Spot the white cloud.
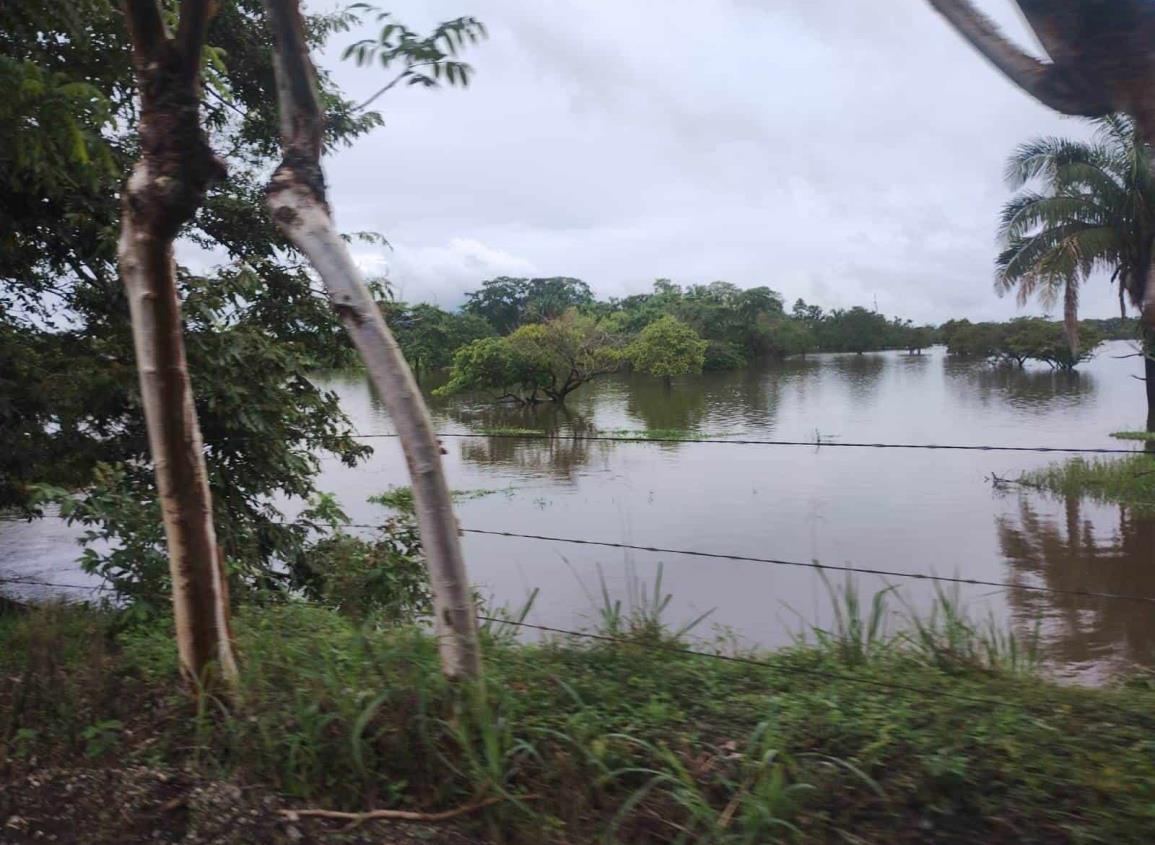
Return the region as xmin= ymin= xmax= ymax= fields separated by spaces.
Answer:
xmin=356 ymin=237 xmax=537 ymax=306
xmin=310 ymin=0 xmax=1126 ymax=323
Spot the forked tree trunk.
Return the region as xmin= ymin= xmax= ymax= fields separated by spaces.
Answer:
xmin=261 ymin=0 xmax=481 ymax=679
xmin=119 ymin=0 xmax=237 ymax=686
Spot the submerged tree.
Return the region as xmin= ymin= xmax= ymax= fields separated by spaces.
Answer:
xmin=627 ymin=315 xmax=707 ymax=388
xmin=439 ymin=311 xmax=622 ymax=404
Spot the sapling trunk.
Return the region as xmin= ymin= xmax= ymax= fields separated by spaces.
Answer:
xmin=261 ymin=0 xmax=481 ymax=679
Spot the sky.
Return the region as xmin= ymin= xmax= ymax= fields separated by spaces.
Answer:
xmin=303 ymin=0 xmax=1119 ymax=323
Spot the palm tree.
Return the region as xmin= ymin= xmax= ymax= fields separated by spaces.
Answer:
xmin=996 ymin=115 xmax=1155 ymax=356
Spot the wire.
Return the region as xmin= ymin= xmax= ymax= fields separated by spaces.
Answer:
xmin=353 ymin=430 xmax=1146 ymax=455
xmin=10 ymin=516 xmax=1153 ymax=605
xmin=460 ymin=527 xmax=1155 ymax=605
xmin=0 ymin=575 xmax=106 ymax=592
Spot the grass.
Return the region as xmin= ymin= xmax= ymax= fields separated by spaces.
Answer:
xmin=370 ymin=486 xmax=502 ymax=513
xmin=1018 ymin=452 xmax=1155 ymax=511
xmin=596 ymin=428 xmax=727 ymax=441
xmin=4 ymin=583 xmax=1155 ymax=843
xmin=1110 ymin=430 xmax=1155 ymax=442
xmin=476 ymin=427 xmax=545 ymax=437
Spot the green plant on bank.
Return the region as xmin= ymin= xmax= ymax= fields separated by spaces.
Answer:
xmin=4 ymin=581 xmax=1155 ymax=843
xmin=477 ymin=427 xmax=546 ymax=436
xmin=1019 ymin=453 xmax=1155 ymax=512
xmin=597 ymin=428 xmax=728 ymax=441
xmin=1111 ymin=430 xmax=1155 ymax=441
xmin=369 ymin=486 xmax=500 ymax=514
xmin=593 ymin=563 xmax=714 ymax=646
xmin=806 ymin=572 xmax=896 ymax=666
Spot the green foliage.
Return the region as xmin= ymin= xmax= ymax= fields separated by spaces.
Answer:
xmin=997 ymin=116 xmax=1155 ymax=344
xmin=626 ymin=315 xmax=707 ymax=383
xmin=1020 ymin=454 xmax=1155 ymax=512
xmin=5 ymin=602 xmax=1155 ymax=843
xmin=439 ymin=311 xmax=622 ymax=403
xmin=383 ymin=300 xmax=494 ymax=379
xmin=1111 ymin=431 xmax=1155 ymax=442
xmin=464 ymin=276 xmax=595 ymax=334
xmin=0 ymin=1 xmax=487 ymax=603
xmin=306 ymin=521 xmax=432 ymax=622
xmin=999 ymin=318 xmax=1105 ymax=370
xmin=342 ymin=5 xmax=486 ymax=99
xmin=941 ymin=317 xmax=1105 ymax=370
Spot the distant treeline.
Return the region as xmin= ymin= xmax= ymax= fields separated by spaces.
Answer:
xmin=323 ymin=277 xmax=1136 ymax=376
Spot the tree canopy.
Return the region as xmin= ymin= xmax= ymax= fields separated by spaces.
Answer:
xmin=627 ymin=316 xmax=707 ymax=385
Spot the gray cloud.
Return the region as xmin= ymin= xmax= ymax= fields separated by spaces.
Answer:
xmin=314 ymin=0 xmax=1121 ymax=322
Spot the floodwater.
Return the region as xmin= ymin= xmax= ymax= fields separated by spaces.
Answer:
xmin=4 ymin=342 xmax=1154 ymax=680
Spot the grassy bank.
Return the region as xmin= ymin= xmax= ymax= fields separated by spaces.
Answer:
xmin=1019 ymin=452 xmax=1155 ymax=511
xmin=3 ymin=598 xmax=1155 ymax=843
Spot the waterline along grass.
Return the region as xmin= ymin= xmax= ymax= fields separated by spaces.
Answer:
xmin=1109 ymin=430 xmax=1155 ymax=442
xmin=3 ymin=584 xmax=1155 ymax=842
xmin=1018 ymin=453 xmax=1155 ymax=511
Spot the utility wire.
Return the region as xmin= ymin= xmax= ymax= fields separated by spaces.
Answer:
xmin=0 ymin=575 xmax=106 ymax=592
xmin=8 ymin=517 xmax=1155 ymax=605
xmin=461 ymin=527 xmax=1155 ymax=605
xmin=352 ymin=430 xmax=1146 ymax=455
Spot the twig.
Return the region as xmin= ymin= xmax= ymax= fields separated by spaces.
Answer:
xmin=277 ymin=794 xmax=533 ymax=826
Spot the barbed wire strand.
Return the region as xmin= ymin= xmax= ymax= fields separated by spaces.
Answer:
xmin=6 ymin=517 xmax=1155 ymax=605
xmin=350 ymin=430 xmax=1146 ymax=455
xmin=463 ymin=525 xmax=1155 ymax=605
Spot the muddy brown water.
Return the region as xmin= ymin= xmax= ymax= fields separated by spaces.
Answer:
xmin=4 ymin=342 xmax=1153 ymax=681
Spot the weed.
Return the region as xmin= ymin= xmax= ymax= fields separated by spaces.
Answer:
xmin=808 ymin=572 xmax=895 ymax=665
xmin=1110 ymin=430 xmax=1155 ymax=442
xmin=1019 ymin=454 xmax=1155 ymax=511
xmin=593 ymin=563 xmax=713 ymax=645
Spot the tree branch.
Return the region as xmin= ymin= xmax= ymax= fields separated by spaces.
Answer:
xmin=123 ymin=0 xmax=169 ymax=67
xmin=176 ymin=0 xmax=215 ymax=79
xmin=354 ymin=62 xmax=436 ymax=112
xmin=263 ymin=0 xmax=323 ymax=161
xmin=925 ymin=0 xmax=1111 ymax=117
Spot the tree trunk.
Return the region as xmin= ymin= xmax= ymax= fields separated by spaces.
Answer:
xmin=1145 ymin=327 xmax=1155 ymax=451
xmin=1063 ymin=279 xmax=1079 ymax=357
xmin=261 ymin=0 xmax=480 ymax=680
xmin=119 ymin=0 xmax=237 ymax=686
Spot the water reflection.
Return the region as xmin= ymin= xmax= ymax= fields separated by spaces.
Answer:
xmin=945 ymin=361 xmax=1096 ymax=413
xmin=826 ymin=353 xmax=886 ymax=406
xmin=997 ymin=493 xmax=1155 ymax=673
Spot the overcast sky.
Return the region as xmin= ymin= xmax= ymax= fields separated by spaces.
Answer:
xmin=306 ymin=0 xmax=1117 ymax=323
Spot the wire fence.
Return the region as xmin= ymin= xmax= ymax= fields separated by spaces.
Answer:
xmin=353 ymin=430 xmax=1147 ymax=455
xmin=5 ymin=517 xmax=1155 ymax=605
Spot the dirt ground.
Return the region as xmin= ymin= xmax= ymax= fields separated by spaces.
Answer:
xmin=0 ymin=766 xmax=478 ymax=845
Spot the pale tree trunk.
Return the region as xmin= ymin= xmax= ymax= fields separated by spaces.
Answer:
xmin=119 ymin=0 xmax=237 ymax=686
xmin=261 ymin=0 xmax=481 ymax=680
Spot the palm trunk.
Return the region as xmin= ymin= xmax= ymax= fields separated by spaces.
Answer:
xmin=119 ymin=0 xmax=237 ymax=686
xmin=1062 ymin=279 xmax=1079 ymax=357
xmin=262 ymin=0 xmax=480 ymax=680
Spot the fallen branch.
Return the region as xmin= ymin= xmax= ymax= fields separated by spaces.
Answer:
xmin=277 ymin=794 xmax=534 ymax=826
